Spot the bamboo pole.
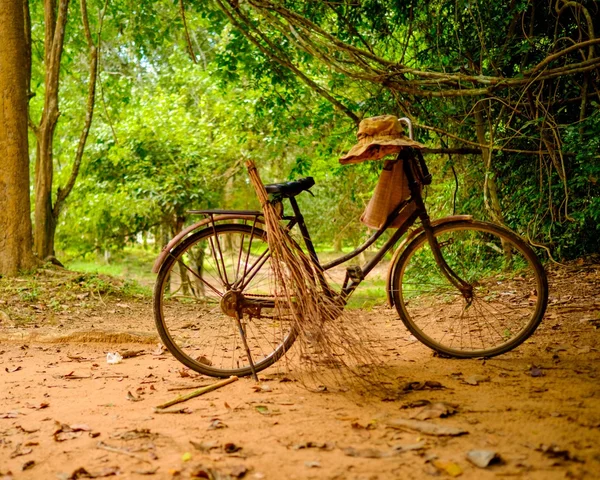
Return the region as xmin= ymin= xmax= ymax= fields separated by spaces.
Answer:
xmin=155 ymin=376 xmax=238 ymax=409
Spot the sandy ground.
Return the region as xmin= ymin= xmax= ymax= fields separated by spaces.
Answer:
xmin=0 ymin=261 xmax=599 ymax=480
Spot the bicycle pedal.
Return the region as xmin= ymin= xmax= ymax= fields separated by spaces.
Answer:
xmin=346 ymin=266 xmax=364 ymax=283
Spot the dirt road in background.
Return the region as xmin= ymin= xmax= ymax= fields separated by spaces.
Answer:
xmin=1 ymin=262 xmax=599 ymax=479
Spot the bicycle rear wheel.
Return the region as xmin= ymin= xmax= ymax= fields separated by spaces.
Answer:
xmin=391 ymin=220 xmax=548 ymax=357
xmin=153 ymin=223 xmax=296 ymax=377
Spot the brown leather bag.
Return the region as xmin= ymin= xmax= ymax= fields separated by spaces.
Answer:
xmin=360 ymin=159 xmax=416 ymax=229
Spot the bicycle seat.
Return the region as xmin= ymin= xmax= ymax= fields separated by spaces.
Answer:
xmin=265 ymin=177 xmax=315 ymax=198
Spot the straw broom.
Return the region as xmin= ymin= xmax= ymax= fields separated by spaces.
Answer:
xmin=246 ymin=160 xmax=328 ymax=325
xmin=246 ymin=160 xmax=385 ymax=387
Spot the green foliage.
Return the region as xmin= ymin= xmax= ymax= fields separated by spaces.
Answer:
xmin=23 ymin=0 xmax=597 ymax=264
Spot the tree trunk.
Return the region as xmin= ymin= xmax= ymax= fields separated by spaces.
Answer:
xmin=474 ymin=103 xmax=505 ymax=225
xmin=34 ymin=129 xmax=58 ymax=259
xmin=0 ymin=0 xmax=36 ymax=275
xmin=333 ymin=236 xmax=342 ymax=253
xmin=33 ymin=0 xmax=69 ymax=260
xmin=474 ymin=103 xmax=512 ymax=264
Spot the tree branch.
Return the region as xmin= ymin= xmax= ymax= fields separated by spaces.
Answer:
xmin=179 ymin=0 xmax=197 ymax=64
xmin=215 ymin=0 xmax=359 ymax=123
xmin=54 ymin=0 xmax=108 ymax=215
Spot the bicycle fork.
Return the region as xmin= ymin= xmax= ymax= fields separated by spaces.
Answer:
xmin=422 ymin=218 xmax=474 ymax=302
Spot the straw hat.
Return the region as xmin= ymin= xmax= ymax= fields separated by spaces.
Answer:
xmin=339 ymin=115 xmax=425 ymax=164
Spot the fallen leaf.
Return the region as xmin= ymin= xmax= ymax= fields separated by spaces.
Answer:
xmin=466 ymin=450 xmax=502 ymax=468
xmin=10 ymin=444 xmax=33 ymax=459
xmin=463 ymin=375 xmax=490 ymax=386
xmin=189 ymin=465 xmax=213 ymax=479
xmin=529 ymin=366 xmax=545 ymax=377
xmin=190 ymin=440 xmax=219 ymax=452
xmin=292 ymin=441 xmax=335 ymax=451
xmin=5 ymin=367 xmax=22 ymax=373
xmin=224 ymin=443 xmax=242 ymax=454
xmin=119 ymin=349 xmax=145 ymax=359
xmin=403 ymin=380 xmax=444 ymax=391
xmin=132 ymin=467 xmax=159 ymax=476
xmin=17 ymin=425 xmax=38 ymax=434
xmin=252 ymin=385 xmax=272 ymax=393
xmin=393 ymin=440 xmax=427 ymax=453
xmin=54 ymin=431 xmax=82 ymax=442
xmin=387 ymin=418 xmax=468 ymax=436
xmin=109 ymin=428 xmax=153 ymax=441
xmin=410 ymin=402 xmax=457 ymax=420
xmin=229 ymin=465 xmax=248 ymax=478
xmin=56 ymin=372 xmax=91 ymax=380
xmin=400 ymin=399 xmax=431 ymax=409
xmin=343 ymin=447 xmax=389 ymax=458
xmin=69 ymin=424 xmax=91 ymax=432
xmin=196 ymin=356 xmax=212 ymax=366
xmin=536 ymin=444 xmax=582 ymax=462
xmin=182 ymin=452 xmax=192 ymax=462
xmin=351 ymin=420 xmax=377 ymax=430
xmin=432 ymin=460 xmax=463 ymax=477
xmin=22 ymin=460 xmax=35 ymax=471
xmin=127 ymin=391 xmax=143 ymax=402
xmin=0 ymin=411 xmax=21 ymax=419
xmin=67 ymin=466 xmax=121 ymax=479
xmin=255 ymin=405 xmax=270 ymax=415
xmin=178 ymin=369 xmax=191 ymax=378
xmin=153 ymin=407 xmax=193 ymax=414
xmin=152 ymin=344 xmax=165 ymax=356
xmin=53 ymin=423 xmax=91 ymax=442
xmin=208 ymin=419 xmax=227 ymax=430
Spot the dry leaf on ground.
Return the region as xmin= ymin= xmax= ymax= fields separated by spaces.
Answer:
xmin=387 ymin=418 xmax=468 ymax=436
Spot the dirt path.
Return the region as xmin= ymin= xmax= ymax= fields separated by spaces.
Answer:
xmin=1 ymin=263 xmax=599 ymax=479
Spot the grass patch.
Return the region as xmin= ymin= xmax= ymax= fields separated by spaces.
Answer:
xmin=66 ymin=246 xmax=157 ymax=289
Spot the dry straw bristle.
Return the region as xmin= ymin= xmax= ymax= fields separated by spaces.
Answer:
xmin=246 ymin=160 xmax=387 ymax=390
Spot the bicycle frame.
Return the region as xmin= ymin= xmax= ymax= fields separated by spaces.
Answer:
xmin=153 ymin=148 xmax=472 ymax=306
xmin=279 ymin=148 xmax=470 ymax=303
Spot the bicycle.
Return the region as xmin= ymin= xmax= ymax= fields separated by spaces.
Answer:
xmin=152 ymin=119 xmax=548 ymax=378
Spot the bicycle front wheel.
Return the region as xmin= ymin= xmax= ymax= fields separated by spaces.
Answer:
xmin=153 ymin=223 xmax=296 ymax=377
xmin=391 ymin=220 xmax=548 ymax=358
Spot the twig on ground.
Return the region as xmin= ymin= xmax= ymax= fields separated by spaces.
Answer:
xmin=166 ymin=383 xmax=214 ymax=392
xmin=96 ymin=441 xmax=152 ymax=463
xmin=155 ymin=376 xmax=238 ymax=410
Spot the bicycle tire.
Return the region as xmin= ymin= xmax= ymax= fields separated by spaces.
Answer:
xmin=153 ymin=223 xmax=297 ymax=377
xmin=391 ymin=220 xmax=548 ymax=358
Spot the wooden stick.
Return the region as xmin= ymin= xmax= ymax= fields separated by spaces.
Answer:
xmin=155 ymin=376 xmax=238 ymax=409
xmin=96 ymin=441 xmax=152 ymax=463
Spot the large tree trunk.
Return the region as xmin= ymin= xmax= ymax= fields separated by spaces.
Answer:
xmin=0 ymin=0 xmax=36 ymax=275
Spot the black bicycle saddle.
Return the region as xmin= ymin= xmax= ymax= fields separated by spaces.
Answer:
xmin=264 ymin=177 xmax=315 ymax=198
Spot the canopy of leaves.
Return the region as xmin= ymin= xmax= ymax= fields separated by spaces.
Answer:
xmin=28 ymin=0 xmax=598 ymax=261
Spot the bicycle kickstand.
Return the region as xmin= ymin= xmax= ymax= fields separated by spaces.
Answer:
xmin=234 ymin=309 xmax=259 ymax=382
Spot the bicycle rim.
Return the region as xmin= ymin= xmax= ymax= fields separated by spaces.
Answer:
xmin=153 ymin=224 xmax=296 ymax=377
xmin=393 ymin=220 xmax=547 ymax=357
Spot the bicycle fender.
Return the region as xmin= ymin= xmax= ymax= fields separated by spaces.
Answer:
xmin=152 ymin=214 xmax=265 ymax=273
xmin=385 ymin=215 xmax=473 ymax=307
